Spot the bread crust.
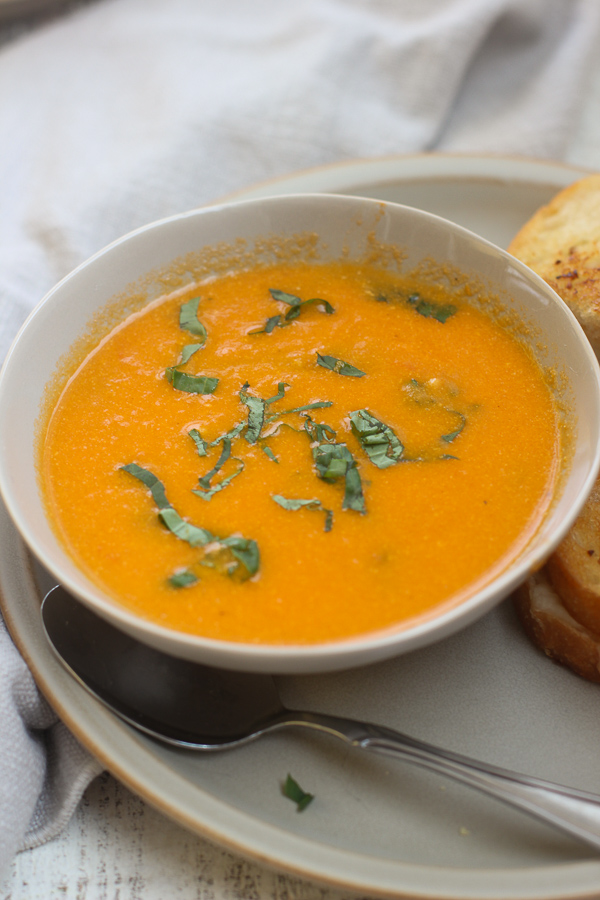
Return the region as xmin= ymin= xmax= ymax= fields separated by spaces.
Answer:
xmin=515 ymin=474 xmax=600 ymax=682
xmin=507 ymin=174 xmax=600 ymax=355
xmin=515 ymin=572 xmax=600 ymax=683
xmin=545 ymin=476 xmax=600 ymax=635
xmin=509 ymin=174 xmax=600 ymax=681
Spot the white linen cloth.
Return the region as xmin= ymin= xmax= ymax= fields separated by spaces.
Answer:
xmin=1 ymin=0 xmax=599 ymax=881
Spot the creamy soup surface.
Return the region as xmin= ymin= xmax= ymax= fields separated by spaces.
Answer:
xmin=41 ymin=260 xmax=562 ymax=644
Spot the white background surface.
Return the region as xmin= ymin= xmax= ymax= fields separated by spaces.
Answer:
xmin=2 ymin=4 xmax=600 ymax=899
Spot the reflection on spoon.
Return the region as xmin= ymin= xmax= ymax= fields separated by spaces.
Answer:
xmin=42 ymin=584 xmax=600 ymax=851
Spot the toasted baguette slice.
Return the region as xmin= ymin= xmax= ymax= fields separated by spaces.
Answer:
xmin=515 ymin=571 xmax=600 ymax=683
xmin=507 ymin=174 xmax=600 ymax=355
xmin=545 ymin=475 xmax=600 ymax=636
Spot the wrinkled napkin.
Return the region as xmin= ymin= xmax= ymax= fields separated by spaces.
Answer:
xmin=1 ymin=0 xmax=600 ymax=881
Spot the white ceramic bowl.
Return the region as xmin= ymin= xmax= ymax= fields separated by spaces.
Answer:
xmin=1 ymin=193 xmax=599 ymax=673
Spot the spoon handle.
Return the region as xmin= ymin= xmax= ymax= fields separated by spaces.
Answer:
xmin=280 ymin=710 xmax=600 ymax=850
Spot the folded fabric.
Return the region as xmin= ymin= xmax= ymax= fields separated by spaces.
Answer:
xmin=0 ymin=616 xmax=102 ymax=879
xmin=1 ymin=0 xmax=599 ymax=883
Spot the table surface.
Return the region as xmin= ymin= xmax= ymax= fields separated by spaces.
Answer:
xmin=3 ymin=9 xmax=600 ymax=900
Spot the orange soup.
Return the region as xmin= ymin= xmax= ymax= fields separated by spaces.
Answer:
xmin=40 ymin=260 xmax=562 ymax=644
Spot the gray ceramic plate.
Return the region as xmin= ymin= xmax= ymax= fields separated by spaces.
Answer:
xmin=4 ymin=154 xmax=600 ymax=900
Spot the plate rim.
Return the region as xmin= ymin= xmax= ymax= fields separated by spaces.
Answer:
xmin=4 ymin=152 xmax=600 ymax=900
xmin=220 ymin=151 xmax=594 ymax=206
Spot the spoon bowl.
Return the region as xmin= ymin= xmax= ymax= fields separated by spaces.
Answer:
xmin=41 ymin=584 xmax=600 ymax=850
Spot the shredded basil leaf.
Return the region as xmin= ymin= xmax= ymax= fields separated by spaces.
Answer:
xmin=266 ymin=382 xmax=289 ymax=404
xmin=179 ymin=296 xmax=208 ymax=342
xmin=219 ymin=536 xmax=260 ymax=577
xmin=270 ymin=290 xmax=335 ymax=315
xmin=250 ymin=289 xmax=335 ymax=334
xmin=191 ymin=438 xmax=245 ymax=500
xmin=349 ymin=409 xmax=404 ymax=468
xmin=316 ymin=353 xmax=366 ymax=377
xmin=282 ymin=774 xmax=314 ymax=812
xmin=166 ymin=369 xmax=219 ymax=394
xmin=272 ymin=494 xmax=333 ymax=532
xmin=240 ymin=384 xmax=266 ymax=444
xmin=283 ymin=296 xmax=335 ymax=320
xmin=197 ymin=438 xmax=231 ymax=489
xmin=240 ymin=382 xmax=306 ymax=442
xmin=121 ymin=464 xmax=258 ymax=578
xmin=269 ymin=289 xmax=301 ymax=306
xmin=441 ymin=412 xmax=466 ymax=443
xmin=312 ymin=443 xmax=365 ymax=513
xmin=121 ymin=463 xmax=171 ymax=509
xmin=248 ymin=315 xmax=282 ymax=335
xmin=157 ymin=506 xmax=215 ymax=546
xmin=211 ymin=421 xmax=246 ymax=446
xmin=261 ymin=445 xmax=278 ymax=463
xmin=192 ymin=462 xmax=244 ymax=500
xmin=179 ymin=343 xmax=203 ymax=365
xmin=302 ymin=415 xmax=336 ymax=444
xmin=407 ymin=293 xmax=457 ymax=323
xmin=189 ymin=428 xmax=208 ymax=457
xmin=168 ymin=569 xmax=198 ymax=588
xmin=267 ymin=400 xmax=333 ymax=424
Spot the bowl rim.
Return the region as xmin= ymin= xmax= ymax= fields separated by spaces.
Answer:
xmin=2 ymin=191 xmax=600 ymax=672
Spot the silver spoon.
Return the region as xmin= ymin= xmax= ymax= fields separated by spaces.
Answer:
xmin=42 ymin=584 xmax=600 ymax=851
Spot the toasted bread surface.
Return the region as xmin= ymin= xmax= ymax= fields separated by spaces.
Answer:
xmin=507 ymin=174 xmax=600 ymax=355
xmin=545 ymin=475 xmax=600 ymax=636
xmin=515 ymin=572 xmax=600 ymax=683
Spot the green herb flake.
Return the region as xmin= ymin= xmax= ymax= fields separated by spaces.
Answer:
xmin=191 ymin=437 xmax=245 ymax=501
xmin=272 ymin=494 xmax=333 ymax=532
xmin=282 ymin=774 xmax=314 ymax=812
xmin=168 ymin=569 xmax=198 ymax=588
xmin=166 ymin=369 xmax=219 ymax=394
xmin=407 ymin=293 xmax=457 ymax=323
xmin=316 ymin=353 xmax=366 ymax=378
xmin=197 ymin=438 xmax=232 ymax=489
xmin=265 ymin=382 xmax=289 ymax=405
xmin=192 ymin=463 xmax=244 ymax=500
xmin=267 ymin=400 xmax=333 ymax=425
xmin=441 ymin=412 xmax=467 ymax=443
xmin=312 ymin=443 xmax=365 ymax=514
xmin=240 ymin=384 xmax=266 ymax=444
xmin=303 ymin=415 xmax=336 ymax=444
xmin=122 ymin=464 xmax=214 ymax=545
xmin=189 ymin=428 xmax=208 ymax=457
xmin=269 ymin=289 xmax=302 ymax=306
xmin=180 ymin=343 xmax=203 ymax=365
xmin=179 ymin=296 xmax=208 ymax=342
xmin=220 ymin=536 xmax=260 ymax=577
xmin=285 ymin=296 xmax=335 ymax=319
xmin=251 ymin=290 xmax=335 ymax=335
xmin=158 ymin=507 xmax=215 ymax=546
xmin=261 ymin=445 xmax=278 ymax=463
xmin=349 ymin=409 xmax=404 ymax=469
xmin=122 ymin=463 xmax=259 ymax=580
xmin=211 ymin=421 xmax=246 ymax=446
xmin=249 ymin=315 xmax=282 ymax=335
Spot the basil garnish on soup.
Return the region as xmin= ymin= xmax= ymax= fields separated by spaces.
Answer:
xmin=250 ymin=288 xmax=335 ymax=334
xmin=165 ymin=370 xmax=219 ymax=394
xmin=349 ymin=409 xmax=404 ymax=468
xmin=163 ymin=297 xmax=215 ymax=392
xmin=272 ymin=494 xmax=333 ymax=532
xmin=312 ymin=442 xmax=365 ymax=514
xmin=41 ymin=253 xmax=561 ymax=651
xmin=316 ymin=353 xmax=366 ymax=377
xmin=121 ymin=463 xmax=259 ymax=579
xmin=179 ymin=296 xmax=208 ymax=342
